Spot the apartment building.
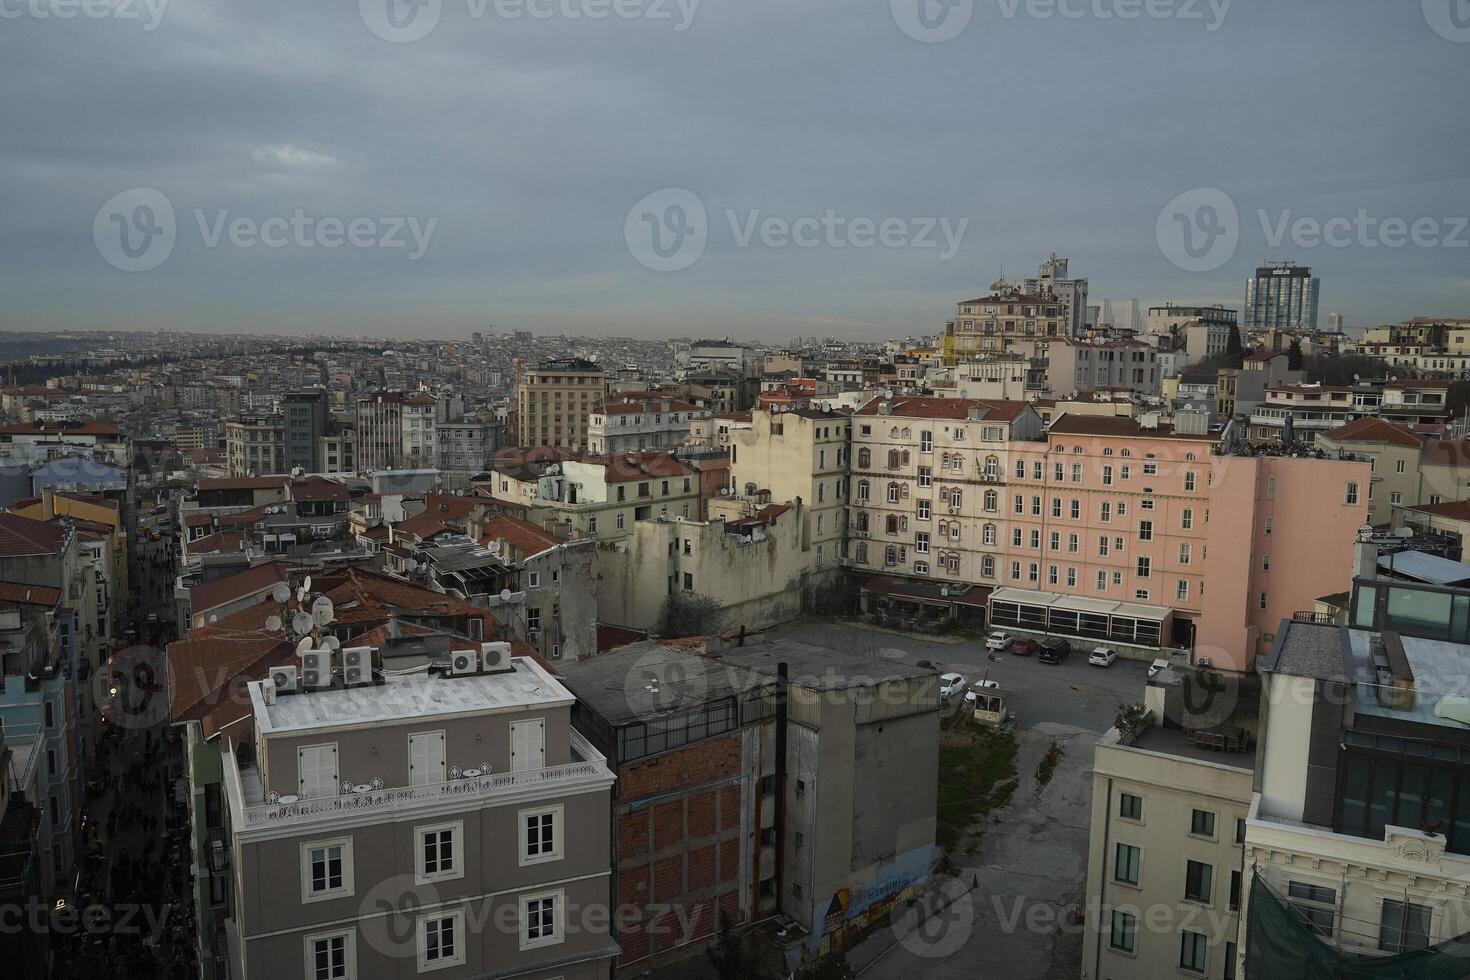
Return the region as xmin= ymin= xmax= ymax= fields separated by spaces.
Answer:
xmin=283 ymin=391 xmax=329 ymax=473
xmin=559 ymin=634 xmax=939 ymax=971
xmin=726 ymin=408 xmax=850 ymax=571
xmin=942 ymin=289 xmax=1068 ymax=363
xmin=0 ymin=420 xmax=128 ymax=464
xmin=436 ymin=415 xmax=502 ymax=473
xmin=517 ymin=359 xmax=606 ymax=450
xmin=1018 ymin=251 xmax=1088 ymax=337
xmin=225 ymin=417 xmax=286 ymax=477
xmin=587 ymin=394 xmax=707 ymax=455
xmin=1045 ymin=338 xmax=1160 ymax=397
xmin=1318 ymin=417 xmax=1426 ymax=524
xmin=1378 ymin=379 xmax=1451 ymax=429
xmin=846 ymin=397 xmax=1045 ymax=589
xmin=219 ymin=651 xmax=618 ymax=980
xmin=1241 ymin=575 xmax=1470 ymax=973
xmin=355 ymin=391 xmax=438 ymax=470
xmin=988 ymin=414 xmax=1370 ymax=669
xmin=1083 ymin=678 xmax=1254 ymax=980
xmin=487 ymin=451 xmax=700 ymax=542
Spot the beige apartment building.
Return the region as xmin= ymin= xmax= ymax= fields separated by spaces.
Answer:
xmin=1318 ymin=417 xmax=1425 ymax=524
xmin=942 ymin=288 xmax=1068 ymax=363
xmin=727 ymin=408 xmax=851 ymax=570
xmin=1083 ymin=693 xmax=1253 ymax=980
xmin=486 ymin=451 xmax=700 ymax=542
xmin=517 ymin=358 xmax=605 ymax=450
xmin=846 ymin=397 xmax=1045 ymax=586
xmin=220 ymin=650 xmax=618 ymax=980
xmin=226 ymin=417 xmax=286 ymax=477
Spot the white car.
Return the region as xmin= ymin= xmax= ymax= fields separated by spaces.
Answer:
xmin=1147 ymin=658 xmax=1172 ymax=678
xmin=939 ymin=672 xmax=967 ymax=699
xmin=1088 ymin=647 xmax=1118 ymax=667
xmin=984 ymin=631 xmax=1014 ymax=651
xmin=964 ymin=679 xmax=1000 ymax=703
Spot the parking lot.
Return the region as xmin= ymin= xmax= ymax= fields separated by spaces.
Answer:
xmin=767 ymin=620 xmax=1150 ymax=733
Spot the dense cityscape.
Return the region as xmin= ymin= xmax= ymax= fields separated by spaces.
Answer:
xmin=2 ymin=251 xmax=1470 ymax=979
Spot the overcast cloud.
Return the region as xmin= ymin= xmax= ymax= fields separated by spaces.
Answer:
xmin=1 ymin=0 xmax=1467 ymax=339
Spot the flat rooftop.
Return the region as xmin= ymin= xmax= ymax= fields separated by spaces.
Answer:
xmin=1349 ymin=628 xmax=1470 ymax=732
xmin=558 ymin=635 xmax=936 ymax=727
xmin=252 ymin=657 xmax=573 ymax=736
xmin=1263 ymin=620 xmax=1349 ymax=682
xmin=1129 ymin=724 xmax=1257 ymax=771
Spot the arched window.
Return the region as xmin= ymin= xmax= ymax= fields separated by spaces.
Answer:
xmin=888 ymin=449 xmax=901 ymax=469
xmin=886 ymin=514 xmax=899 ymax=534
xmin=858 ymin=447 xmax=871 ymax=469
xmin=984 ymin=456 xmax=1001 ymax=480
xmin=1103 ymin=448 xmax=1113 ymax=456
xmin=984 ymin=489 xmax=998 ymax=512
xmin=884 ymin=546 xmax=897 ymax=566
xmin=887 ymin=482 xmax=900 ymax=503
xmin=983 ymin=524 xmax=996 ymax=546
xmin=857 ymin=512 xmax=869 ymax=532
xmin=856 ymin=479 xmax=870 ymax=502
xmin=938 ymin=520 xmax=949 ymax=537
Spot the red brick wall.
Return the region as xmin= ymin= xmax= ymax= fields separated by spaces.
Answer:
xmin=615 ymin=731 xmax=746 ymax=969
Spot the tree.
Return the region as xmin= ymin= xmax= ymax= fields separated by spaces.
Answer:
xmin=1286 ymin=338 xmax=1304 ymax=371
xmin=707 ymin=911 xmax=761 ymax=980
xmin=1223 ymin=324 xmax=1245 ymax=369
xmin=657 ymin=591 xmax=724 ymax=638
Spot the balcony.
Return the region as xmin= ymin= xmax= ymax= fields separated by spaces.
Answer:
xmin=223 ymin=730 xmax=613 ymax=834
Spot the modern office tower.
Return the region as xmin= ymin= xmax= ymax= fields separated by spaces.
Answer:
xmin=283 ymin=391 xmax=328 ymax=473
xmin=1020 ymin=252 xmax=1089 ymax=337
xmin=1244 ymin=261 xmax=1321 ymax=330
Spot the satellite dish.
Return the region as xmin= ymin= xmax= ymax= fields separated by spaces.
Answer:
xmin=405 ymin=559 xmax=418 ymax=573
xmin=271 ymin=583 xmax=291 ymax=604
xmin=323 ymin=635 xmax=341 ymax=651
xmin=302 ymin=575 xmax=312 ymax=594
xmin=292 ymin=612 xmax=315 ymax=636
xmin=206 ymin=614 xmax=218 ymax=624
xmin=265 ymin=615 xmax=283 ymax=633
xmin=296 ymin=636 xmax=314 ymax=655
xmin=500 ymin=588 xmax=512 ymax=602
xmin=311 ymin=596 xmax=335 ymax=627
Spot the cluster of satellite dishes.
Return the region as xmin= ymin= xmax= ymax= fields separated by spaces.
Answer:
xmin=262 ymin=577 xmax=341 ymax=654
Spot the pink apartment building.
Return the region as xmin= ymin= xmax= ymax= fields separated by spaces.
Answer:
xmin=988 ymin=414 xmax=1371 ymax=672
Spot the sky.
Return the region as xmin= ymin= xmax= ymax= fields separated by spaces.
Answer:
xmin=1 ymin=0 xmax=1468 ymax=341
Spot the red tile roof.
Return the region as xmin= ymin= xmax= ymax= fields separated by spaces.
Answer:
xmin=479 ymin=514 xmax=563 ymax=557
xmin=0 ymin=513 xmax=68 ymax=557
xmin=0 ymin=581 xmax=61 ymax=606
xmin=188 ymin=561 xmax=288 ymax=615
xmin=1405 ymin=500 xmax=1470 ymax=521
xmin=290 ymin=476 xmax=350 ymax=503
xmin=187 ymin=531 xmax=246 ymax=555
xmin=856 ymin=397 xmax=1029 ymax=422
xmin=1047 ymin=414 xmax=1214 ymax=441
xmin=1322 ymin=417 xmax=1422 ymax=449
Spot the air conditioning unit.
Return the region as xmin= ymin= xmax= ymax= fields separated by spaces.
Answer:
xmin=949 ymin=506 xmax=960 ymax=514
xmin=1196 ymin=656 xmax=1212 ymax=668
xmin=480 ymin=641 xmax=513 ymax=672
xmin=300 ymin=650 xmax=331 ymax=690
xmin=269 ymin=665 xmax=299 ymax=696
xmin=449 ymin=648 xmax=480 ymax=676
xmin=341 ymin=647 xmax=371 ymax=687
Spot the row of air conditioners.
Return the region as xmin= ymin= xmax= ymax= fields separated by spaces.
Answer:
xmin=447 ymin=642 xmax=515 ymax=678
xmin=264 ymin=647 xmax=374 ymax=700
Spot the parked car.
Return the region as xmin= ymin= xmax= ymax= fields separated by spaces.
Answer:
xmin=1088 ymin=647 xmax=1118 ymax=668
xmin=1038 ymin=638 xmax=1071 ymax=664
xmin=984 ymin=631 xmax=1014 ymax=651
xmin=1147 ymin=658 xmax=1172 ymax=679
xmin=964 ymin=679 xmax=1000 ymax=703
xmin=1010 ymin=637 xmax=1038 ymax=656
xmin=939 ymin=672 xmax=967 ymax=699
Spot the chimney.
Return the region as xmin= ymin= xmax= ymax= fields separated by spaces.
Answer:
xmin=41 ymin=486 xmax=55 ymax=520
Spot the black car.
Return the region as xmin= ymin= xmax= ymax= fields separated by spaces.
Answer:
xmin=1038 ymin=638 xmax=1071 ymax=664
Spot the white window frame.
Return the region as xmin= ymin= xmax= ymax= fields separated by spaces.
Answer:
xmin=519 ymin=804 xmax=565 ymax=867
xmin=300 ymin=837 xmax=354 ymax=903
xmin=415 ymin=819 xmax=464 ymax=885
xmin=417 ymin=909 xmax=467 ymax=971
xmin=519 ymin=888 xmax=566 ymax=951
xmin=304 ymin=929 xmax=356 ymax=980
